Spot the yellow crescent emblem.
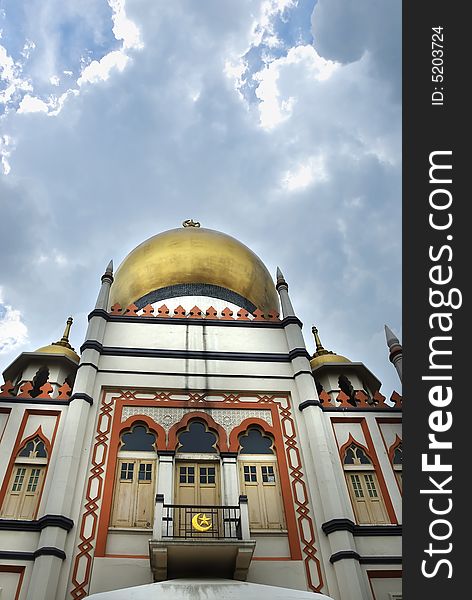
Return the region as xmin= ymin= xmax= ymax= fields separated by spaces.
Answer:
xmin=191 ymin=512 xmax=212 ymax=532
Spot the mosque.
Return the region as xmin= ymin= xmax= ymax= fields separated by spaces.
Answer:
xmin=0 ymin=221 xmax=402 ymax=600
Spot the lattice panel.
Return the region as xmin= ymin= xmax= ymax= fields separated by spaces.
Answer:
xmin=121 ymin=406 xmax=273 ymax=433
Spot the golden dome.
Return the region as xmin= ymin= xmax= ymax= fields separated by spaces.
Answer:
xmin=35 ymin=317 xmax=79 ymax=363
xmin=309 ymin=326 xmax=350 ymax=370
xmin=310 ymin=353 xmax=350 ymax=370
xmin=109 ymin=226 xmax=280 ymax=314
xmin=36 ymin=344 xmax=80 ymax=363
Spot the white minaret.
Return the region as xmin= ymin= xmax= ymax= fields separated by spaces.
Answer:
xmin=385 ymin=324 xmax=402 ymax=382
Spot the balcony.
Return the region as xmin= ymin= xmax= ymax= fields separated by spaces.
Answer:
xmin=149 ymin=495 xmax=256 ymax=581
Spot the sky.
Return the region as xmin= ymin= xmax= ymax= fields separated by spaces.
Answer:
xmin=0 ymin=0 xmax=402 ymax=396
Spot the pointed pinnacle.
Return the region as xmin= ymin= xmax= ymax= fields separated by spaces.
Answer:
xmin=52 ymin=317 xmax=75 ymax=350
xmin=101 ymin=259 xmax=114 ymax=283
xmin=312 ymin=325 xmax=325 ymax=352
xmin=384 ymin=324 xmax=400 ymax=347
xmin=276 ymin=267 xmax=286 ymax=284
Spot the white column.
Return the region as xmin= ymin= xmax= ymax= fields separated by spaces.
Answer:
xmin=221 ymin=453 xmax=239 ymax=505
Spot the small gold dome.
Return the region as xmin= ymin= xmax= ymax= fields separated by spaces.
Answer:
xmin=36 ymin=344 xmax=80 ymax=363
xmin=309 ymin=325 xmax=350 ymax=370
xmin=310 ymin=353 xmax=351 ymax=370
xmin=109 ymin=226 xmax=279 ymax=314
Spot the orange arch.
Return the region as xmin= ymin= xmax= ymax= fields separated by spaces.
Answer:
xmin=118 ymin=416 xmax=167 ymax=452
xmin=388 ymin=434 xmax=402 ymax=463
xmin=339 ymin=433 xmax=373 ymax=464
xmin=228 ymin=418 xmax=276 ymax=452
xmin=15 ymin=426 xmax=52 ymax=458
xmin=168 ymin=412 xmax=228 ymax=452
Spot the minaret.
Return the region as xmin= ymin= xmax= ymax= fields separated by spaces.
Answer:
xmin=385 ymin=324 xmax=402 ymax=382
xmin=275 ymin=269 xmax=370 ymax=600
xmin=25 ymin=260 xmax=114 ymax=600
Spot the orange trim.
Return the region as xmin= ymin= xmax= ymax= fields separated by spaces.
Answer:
xmin=361 ymin=420 xmax=398 ymax=524
xmin=331 ymin=417 xmax=398 ymax=525
xmin=0 ymin=410 xmax=61 ymax=517
xmin=0 ymin=565 xmax=26 ymax=600
xmin=0 ymin=407 xmax=11 ymax=443
xmin=168 ymin=411 xmax=229 ymax=452
xmin=104 ymin=554 xmax=149 ymax=559
xmin=252 ymin=556 xmax=293 ymax=561
xmin=367 ymin=569 xmax=402 ymax=600
xmin=376 ymin=418 xmax=402 ymax=495
xmin=74 ymin=389 xmax=324 ymax=595
xmin=388 ymin=435 xmax=402 ymax=464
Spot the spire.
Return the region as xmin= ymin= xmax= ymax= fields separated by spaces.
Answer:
xmin=52 ymin=317 xmax=75 ymax=351
xmin=101 ymin=259 xmax=114 ymax=283
xmin=276 ymin=267 xmax=286 ymax=287
xmin=384 ymin=324 xmax=399 ymax=347
xmin=384 ymin=324 xmax=402 ymax=382
xmin=275 ymin=266 xmax=296 ymax=317
xmin=95 ymin=259 xmax=114 ymax=309
xmin=311 ymin=325 xmax=334 ymax=358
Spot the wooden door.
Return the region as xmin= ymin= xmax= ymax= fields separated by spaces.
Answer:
xmin=346 ymin=471 xmax=389 ymax=524
xmin=111 ymin=459 xmax=156 ymax=528
xmin=239 ymin=460 xmax=286 ymax=531
xmin=1 ymin=465 xmax=45 ymax=520
xmin=174 ymin=462 xmax=220 ymax=536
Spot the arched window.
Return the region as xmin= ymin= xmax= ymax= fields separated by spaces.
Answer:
xmin=110 ymin=423 xmax=157 ymax=529
xmin=177 ymin=421 xmax=218 ymax=453
xmin=391 ymin=439 xmax=402 ymax=490
xmin=0 ymin=436 xmax=48 ymax=520
xmin=342 ymin=442 xmax=389 ymax=524
xmin=238 ymin=428 xmax=286 ymax=531
xmin=174 ymin=421 xmax=220 ymax=507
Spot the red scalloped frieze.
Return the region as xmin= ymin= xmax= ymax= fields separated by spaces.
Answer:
xmin=18 ymin=381 xmax=33 ymax=398
xmin=157 ymin=304 xmax=170 ymax=317
xmin=205 ymin=306 xmax=218 ymax=319
xmin=124 ymin=303 xmax=139 ymax=316
xmin=173 ymin=305 xmax=186 ymax=318
xmin=141 ymin=304 xmax=155 ymax=317
xmin=189 ymin=306 xmax=202 ymax=318
xmin=110 ymin=303 xmax=122 ymax=315
xmin=57 ymin=382 xmax=72 ymax=399
xmin=252 ymin=309 xmax=265 ymax=321
xmin=0 ymin=380 xmax=14 ymax=397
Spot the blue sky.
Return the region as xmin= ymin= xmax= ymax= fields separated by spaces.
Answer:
xmin=0 ymin=0 xmax=402 ymax=395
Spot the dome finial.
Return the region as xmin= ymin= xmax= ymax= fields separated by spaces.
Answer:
xmin=182 ymin=219 xmax=201 ymax=228
xmin=311 ymin=325 xmax=333 ymax=358
xmin=52 ymin=317 xmax=75 ymax=351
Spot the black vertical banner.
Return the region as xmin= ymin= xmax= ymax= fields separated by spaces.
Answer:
xmin=404 ymin=2 xmax=467 ymax=598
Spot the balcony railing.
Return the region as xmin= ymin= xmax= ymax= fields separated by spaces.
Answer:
xmin=149 ymin=495 xmax=255 ymax=581
xmin=161 ymin=503 xmax=241 ymax=539
xmin=152 ymin=494 xmax=251 ymax=542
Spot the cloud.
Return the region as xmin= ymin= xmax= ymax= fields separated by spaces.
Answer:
xmin=0 ymin=0 xmax=401 ymax=394
xmin=0 ymin=290 xmax=28 ymax=355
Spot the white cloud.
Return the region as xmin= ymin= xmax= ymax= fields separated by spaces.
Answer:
xmin=17 ymin=93 xmax=49 ymax=113
xmin=77 ymin=50 xmax=129 ymax=86
xmin=0 ymin=0 xmax=402 ymax=397
xmin=281 ymin=155 xmax=328 ymax=192
xmin=109 ymin=0 xmax=143 ymax=50
xmin=0 ymin=291 xmax=28 ymax=355
xmin=254 ymin=44 xmax=339 ymax=129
